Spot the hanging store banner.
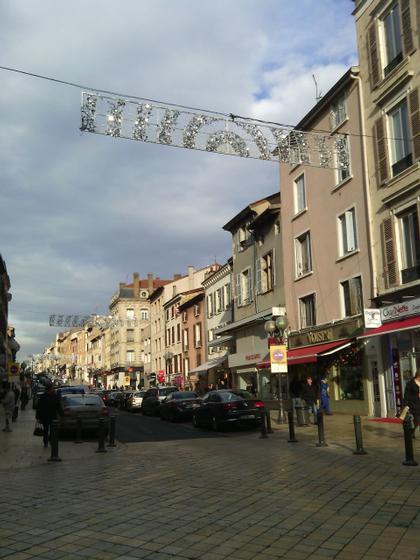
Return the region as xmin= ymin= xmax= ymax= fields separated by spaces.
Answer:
xmin=270 ymin=345 xmax=288 ymax=373
xmin=80 ymin=92 xmax=349 ymax=170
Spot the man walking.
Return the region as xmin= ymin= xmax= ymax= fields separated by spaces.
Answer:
xmin=1 ymin=383 xmax=15 ymax=432
xmin=36 ymin=383 xmax=61 ymax=447
xmin=301 ymin=376 xmax=319 ymax=424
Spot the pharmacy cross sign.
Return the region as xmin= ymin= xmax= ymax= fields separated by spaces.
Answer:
xmin=80 ymin=92 xmax=349 ymax=171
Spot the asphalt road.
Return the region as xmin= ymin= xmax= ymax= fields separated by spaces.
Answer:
xmin=113 ymin=408 xmax=261 ymax=443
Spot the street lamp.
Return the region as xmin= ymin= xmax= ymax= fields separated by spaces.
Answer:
xmin=264 ymin=314 xmax=288 ymax=424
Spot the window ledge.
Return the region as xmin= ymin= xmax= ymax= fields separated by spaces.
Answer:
xmin=294 ymin=271 xmax=313 ymax=282
xmin=336 ymin=249 xmax=360 ymax=263
xmin=383 ymin=161 xmax=419 ymax=191
xmin=373 ymin=61 xmax=413 ymax=106
xmin=330 ymin=116 xmax=349 ymax=135
xmin=331 ymin=174 xmax=353 ymax=193
xmin=292 ymin=208 xmax=308 ymax=222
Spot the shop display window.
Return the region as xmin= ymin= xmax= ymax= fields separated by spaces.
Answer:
xmin=339 ymin=365 xmax=364 ymax=400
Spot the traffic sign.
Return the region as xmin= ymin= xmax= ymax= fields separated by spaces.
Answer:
xmin=8 ymin=362 xmax=20 ymax=375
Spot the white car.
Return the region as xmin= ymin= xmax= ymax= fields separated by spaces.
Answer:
xmin=127 ymin=391 xmax=146 ymax=412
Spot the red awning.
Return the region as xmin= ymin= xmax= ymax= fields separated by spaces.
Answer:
xmin=357 ymin=315 xmax=420 ymax=339
xmin=255 ymin=355 xmax=270 ymax=370
xmin=287 ymin=339 xmax=352 ymax=365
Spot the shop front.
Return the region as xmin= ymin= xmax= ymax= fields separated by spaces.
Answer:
xmin=287 ymin=317 xmax=370 ymax=415
xmin=358 ymin=304 xmax=420 ymax=417
xmin=188 ymin=355 xmax=229 ymax=393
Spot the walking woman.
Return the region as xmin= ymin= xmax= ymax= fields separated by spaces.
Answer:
xmin=403 ymin=369 xmax=420 ymax=436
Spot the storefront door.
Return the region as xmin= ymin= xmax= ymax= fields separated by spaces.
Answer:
xmin=369 ymin=359 xmax=381 ymax=417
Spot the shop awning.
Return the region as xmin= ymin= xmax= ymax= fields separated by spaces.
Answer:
xmin=287 ymin=339 xmax=352 ymax=365
xmin=189 ymin=355 xmax=227 ymax=374
xmin=357 ymin=315 xmax=420 ymax=339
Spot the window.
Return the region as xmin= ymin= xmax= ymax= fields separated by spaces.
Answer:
xmin=126 ymin=329 xmax=134 ymax=343
xmin=176 ymin=323 xmax=181 ymax=343
xmin=336 ymin=136 xmax=351 ymax=184
xmin=237 ymin=225 xmax=251 ymax=251
xmin=388 ymin=100 xmax=412 ymax=176
xmin=223 ymin=284 xmax=231 ymax=309
xmin=207 ymin=294 xmax=214 ymax=318
xmin=182 ymin=311 xmax=187 ymax=323
xmin=171 ymin=326 xmax=175 ymax=345
xmin=295 ymin=232 xmax=312 ymax=277
xmin=236 ymin=267 xmax=253 ymax=307
xmin=208 ymin=329 xmax=214 ymax=342
xmin=399 ymin=208 xmax=420 ymax=283
xmin=183 ymin=328 xmax=189 ymax=350
xmin=215 ymin=289 xmax=222 ymax=313
xmin=293 ymin=174 xmax=306 ymax=214
xmin=256 ymin=250 xmax=276 ymax=294
xmin=330 ymin=94 xmax=347 ymax=129
xmin=299 ymin=294 xmax=316 ymax=328
xmin=338 ymin=208 xmax=357 ymax=256
xmin=341 ymin=276 xmax=363 ymax=317
xmin=194 ymin=323 xmax=202 ymax=348
xmin=184 ymin=358 xmax=189 ymax=375
xmin=140 ymin=308 xmax=148 ymax=320
xmin=126 ymin=308 xmax=134 ymax=320
xmin=194 ymin=303 xmax=200 ymax=317
xmin=382 ymin=4 xmax=402 ymax=76
xmin=165 ymin=309 xmax=169 ymax=321
xmin=126 ymin=350 xmax=134 ymax=363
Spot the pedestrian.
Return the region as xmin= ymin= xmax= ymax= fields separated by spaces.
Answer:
xmin=20 ymin=383 xmax=29 ymax=411
xmin=36 ymin=383 xmax=61 ymax=448
xmin=1 ymin=383 xmax=15 ymax=432
xmin=289 ymin=376 xmax=302 ymax=409
xmin=12 ymin=383 xmax=20 ymax=422
xmin=319 ymin=376 xmax=332 ymax=415
xmin=403 ymin=369 xmax=420 ymax=436
xmin=301 ymin=376 xmax=319 ymax=424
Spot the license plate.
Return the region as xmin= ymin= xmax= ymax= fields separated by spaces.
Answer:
xmin=241 ymin=414 xmax=255 ymax=419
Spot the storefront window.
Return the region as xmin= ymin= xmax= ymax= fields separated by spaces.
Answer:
xmin=339 ymin=365 xmax=364 ymax=400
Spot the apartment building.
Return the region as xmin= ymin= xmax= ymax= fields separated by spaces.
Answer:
xmin=178 ymin=289 xmax=206 ymax=391
xmin=149 ymin=265 xmax=220 ymax=387
xmin=218 ymin=193 xmax=285 ymax=400
xmin=280 ymin=68 xmax=375 ymax=415
xmin=353 ymin=0 xmax=420 ymax=415
xmin=109 ymin=272 xmax=170 ymax=388
xmin=0 ymin=254 xmax=11 ymax=383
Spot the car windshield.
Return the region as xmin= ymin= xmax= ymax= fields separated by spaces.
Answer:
xmin=62 ymin=395 xmax=102 ymax=406
xmin=220 ymin=391 xmax=253 ymax=402
xmin=160 ymin=387 xmax=178 ymax=396
xmin=173 ymin=392 xmax=198 ymax=399
xmin=134 ymin=392 xmax=145 ymax=397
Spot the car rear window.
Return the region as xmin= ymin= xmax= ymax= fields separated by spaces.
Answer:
xmin=220 ymin=391 xmax=252 ymax=402
xmin=62 ymin=395 xmax=103 ymax=406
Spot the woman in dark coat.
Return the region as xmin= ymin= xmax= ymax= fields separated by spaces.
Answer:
xmin=36 ymin=383 xmax=61 ymax=447
xmin=403 ymin=369 xmax=420 ymax=433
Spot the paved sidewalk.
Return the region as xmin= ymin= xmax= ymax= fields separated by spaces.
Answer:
xmin=1 ymin=410 xmax=420 ymax=560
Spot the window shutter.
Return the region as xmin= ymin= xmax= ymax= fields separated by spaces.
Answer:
xmin=256 ymin=258 xmax=262 ymax=294
xmin=248 ymin=267 xmax=254 ymax=302
xmin=409 ymin=88 xmax=420 ymax=161
xmin=345 ymin=210 xmax=356 ymax=252
xmin=207 ymin=295 xmax=211 ymax=318
xmin=367 ymin=22 xmax=380 ymax=89
xmin=236 ymin=273 xmax=242 ymax=307
xmin=272 ymin=248 xmax=276 ymax=287
xmin=381 ymin=218 xmax=398 ymax=288
xmin=400 ymin=0 xmax=414 ymax=56
xmin=373 ymin=117 xmax=389 ymax=184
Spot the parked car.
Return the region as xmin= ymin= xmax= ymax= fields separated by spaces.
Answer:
xmin=141 ymin=386 xmax=179 ymax=416
xmin=58 ymin=393 xmax=109 ymax=435
xmin=56 ymin=385 xmax=85 ymax=399
xmin=126 ymin=391 xmax=146 ymax=412
xmin=159 ymin=391 xmax=201 ymax=421
xmin=192 ymin=390 xmax=265 ymax=431
xmin=106 ymin=391 xmax=121 ymax=407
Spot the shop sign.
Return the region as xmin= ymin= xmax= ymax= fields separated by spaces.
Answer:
xmin=364 ymin=309 xmax=382 ymax=328
xmin=381 ymin=297 xmax=420 ymax=322
xmin=307 ymin=329 xmax=333 ymax=344
xmin=270 ymin=345 xmax=288 ymax=373
xmin=245 ymin=353 xmax=261 ymax=361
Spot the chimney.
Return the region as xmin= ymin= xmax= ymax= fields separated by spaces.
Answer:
xmin=173 ymin=273 xmax=182 ymax=280
xmin=147 ymin=273 xmax=154 ymax=292
xmin=187 ymin=266 xmax=195 ymax=277
xmin=133 ymin=272 xmax=140 ymax=298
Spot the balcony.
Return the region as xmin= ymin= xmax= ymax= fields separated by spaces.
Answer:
xmin=402 ymin=264 xmax=420 ymax=284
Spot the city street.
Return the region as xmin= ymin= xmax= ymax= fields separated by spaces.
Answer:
xmin=1 ymin=407 xmax=420 ymax=560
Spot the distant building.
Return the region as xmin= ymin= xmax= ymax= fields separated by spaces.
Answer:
xmin=0 ymin=254 xmax=11 ymax=382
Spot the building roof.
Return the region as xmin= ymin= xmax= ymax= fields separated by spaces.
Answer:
xmin=223 ymin=193 xmax=280 ymax=232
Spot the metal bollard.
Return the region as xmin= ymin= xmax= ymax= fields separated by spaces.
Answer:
xmin=287 ymin=410 xmax=298 ymax=443
xmin=353 ymin=415 xmax=367 ymax=455
xmin=75 ymin=417 xmax=83 ymax=444
xmin=259 ymin=409 xmax=268 ymax=439
xmin=96 ymin=418 xmax=107 ymax=453
xmin=48 ymin=419 xmax=62 ymax=462
xmin=316 ymin=410 xmax=328 ymax=447
xmin=107 ymin=415 xmax=116 ymax=447
xmin=265 ymin=408 xmax=273 ymax=434
xmin=402 ymin=415 xmax=418 ymax=467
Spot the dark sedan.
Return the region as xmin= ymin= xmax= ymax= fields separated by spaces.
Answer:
xmin=159 ymin=391 xmax=201 ymax=421
xmin=193 ymin=390 xmax=265 ymax=431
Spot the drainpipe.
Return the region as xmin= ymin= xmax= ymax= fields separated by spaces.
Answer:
xmin=350 ymin=69 xmax=378 ymax=299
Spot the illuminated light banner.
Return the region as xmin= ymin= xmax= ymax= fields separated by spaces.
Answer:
xmin=48 ymin=315 xmax=139 ymax=328
xmin=80 ymin=92 xmax=349 ymax=170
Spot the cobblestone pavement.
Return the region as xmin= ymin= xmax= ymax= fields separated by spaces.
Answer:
xmin=1 ymin=408 xmax=420 ymax=560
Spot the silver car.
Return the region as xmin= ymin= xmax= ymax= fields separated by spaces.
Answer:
xmin=59 ymin=394 xmax=109 ymax=434
xmin=127 ymin=391 xmax=146 ymax=412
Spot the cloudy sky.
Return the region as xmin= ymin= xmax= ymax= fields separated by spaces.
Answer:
xmin=1 ymin=0 xmax=357 ymax=360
